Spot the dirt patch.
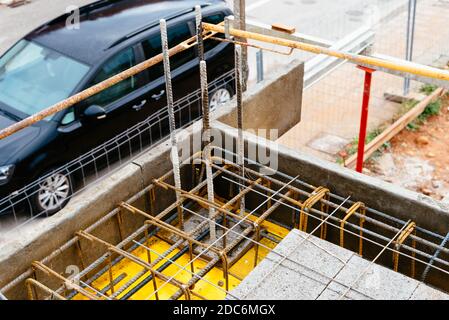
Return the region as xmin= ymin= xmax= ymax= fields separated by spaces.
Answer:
xmin=366 ymin=94 xmax=449 ymax=201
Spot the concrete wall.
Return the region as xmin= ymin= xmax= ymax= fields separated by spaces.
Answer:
xmin=0 ymin=59 xmax=305 ymax=298
xmin=217 ymin=60 xmax=304 ymax=138
xmin=0 ymin=164 xmax=143 ymax=291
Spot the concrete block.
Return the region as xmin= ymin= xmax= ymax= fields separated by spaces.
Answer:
xmin=273 ymin=230 xmax=354 ymax=279
xmin=317 ymin=287 xmax=368 ymax=300
xmin=231 ymin=229 xmax=449 ymax=300
xmin=322 ymin=254 xmax=420 ymax=300
xmin=230 ymin=230 xmax=352 ymax=300
xmin=409 ymin=283 xmax=449 ymax=300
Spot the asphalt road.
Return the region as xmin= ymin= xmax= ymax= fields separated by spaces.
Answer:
xmin=0 ymin=0 xmax=405 ymax=54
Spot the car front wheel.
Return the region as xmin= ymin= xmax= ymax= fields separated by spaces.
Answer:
xmin=32 ymin=171 xmax=73 ymax=216
xmin=209 ymin=87 xmax=232 ymax=111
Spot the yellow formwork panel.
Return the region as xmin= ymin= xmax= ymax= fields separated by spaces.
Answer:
xmin=228 ymin=238 xmax=275 ymax=280
xmin=246 ymin=215 xmax=290 ymax=239
xmin=229 ymin=218 xmax=289 ymax=279
xmin=73 ymin=215 xmax=290 ymax=300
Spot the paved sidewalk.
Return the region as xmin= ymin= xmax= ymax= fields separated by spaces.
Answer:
xmin=278 ymin=0 xmax=449 ymax=162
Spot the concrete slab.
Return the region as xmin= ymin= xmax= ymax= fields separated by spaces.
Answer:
xmin=229 ymin=229 xmax=353 ymax=300
xmin=409 ymin=283 xmax=449 ymax=300
xmin=322 ymin=254 xmax=419 ymax=300
xmin=229 ymin=229 xmax=449 ymax=300
xmin=307 ymin=133 xmax=350 ymax=155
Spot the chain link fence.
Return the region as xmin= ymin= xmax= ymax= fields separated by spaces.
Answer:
xmin=276 ymin=0 xmax=449 ymax=162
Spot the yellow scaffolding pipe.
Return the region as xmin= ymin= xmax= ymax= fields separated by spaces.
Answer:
xmin=202 ymin=23 xmax=449 ymax=82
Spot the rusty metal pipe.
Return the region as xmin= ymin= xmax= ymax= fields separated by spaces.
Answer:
xmin=202 ymin=22 xmax=449 ymax=82
xmin=0 ymin=35 xmax=197 ymax=140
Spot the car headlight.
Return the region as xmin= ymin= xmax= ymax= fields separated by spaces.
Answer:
xmin=0 ymin=165 xmax=14 ymax=186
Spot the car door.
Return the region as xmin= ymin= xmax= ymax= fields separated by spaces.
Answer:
xmin=81 ymin=46 xmax=149 ymax=144
xmin=55 ymin=45 xmax=150 ymax=166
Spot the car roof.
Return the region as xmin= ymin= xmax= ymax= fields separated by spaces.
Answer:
xmin=26 ymin=0 xmax=225 ymax=65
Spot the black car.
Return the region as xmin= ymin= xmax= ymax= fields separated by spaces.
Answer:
xmin=0 ymin=0 xmax=235 ymax=215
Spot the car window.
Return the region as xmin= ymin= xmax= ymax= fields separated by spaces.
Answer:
xmin=141 ymin=22 xmax=195 ymax=82
xmin=203 ymin=13 xmax=225 ymax=51
xmin=84 ymin=47 xmax=140 ymax=108
xmin=0 ymin=40 xmax=89 ymax=119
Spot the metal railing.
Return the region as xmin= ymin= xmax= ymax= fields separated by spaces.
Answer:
xmin=0 ymin=69 xmax=235 ymax=234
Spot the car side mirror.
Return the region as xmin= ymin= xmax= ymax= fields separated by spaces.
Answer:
xmin=83 ymin=105 xmax=107 ymax=121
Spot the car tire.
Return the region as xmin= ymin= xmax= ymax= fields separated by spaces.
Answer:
xmin=31 ymin=169 xmax=73 ymax=216
xmin=209 ymin=85 xmax=233 ymax=111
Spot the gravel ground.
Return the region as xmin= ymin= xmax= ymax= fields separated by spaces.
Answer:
xmin=366 ymin=93 xmax=449 ymax=202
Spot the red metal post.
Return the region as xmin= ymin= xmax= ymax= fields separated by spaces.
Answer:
xmin=356 ymin=66 xmax=376 ymax=173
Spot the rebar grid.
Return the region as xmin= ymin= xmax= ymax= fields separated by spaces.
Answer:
xmin=212 ymin=158 xmax=449 ymax=272
xmin=338 ymin=220 xmax=412 ymax=300
xmin=210 ymin=147 xmax=449 ymax=256
xmin=6 ymin=153 xmax=449 ymax=300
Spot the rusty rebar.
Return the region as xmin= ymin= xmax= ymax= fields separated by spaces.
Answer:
xmin=25 ymin=278 xmax=66 ymax=301
xmin=235 ymin=45 xmax=245 ymax=216
xmin=199 ymin=60 xmax=217 ymax=241
xmin=161 ymin=18 xmax=184 ymax=231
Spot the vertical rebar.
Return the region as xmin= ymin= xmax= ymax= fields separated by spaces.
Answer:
xmin=195 ymin=5 xmax=204 ymax=62
xmin=256 ymin=49 xmax=264 ymax=83
xmin=404 ymin=0 xmax=417 ymax=96
xmin=200 ymin=60 xmax=217 ymax=241
xmin=107 ymin=255 xmax=115 ymax=295
xmin=196 ymin=5 xmax=207 ymax=185
xmin=161 ymin=19 xmax=184 ymax=230
xmin=233 ymin=0 xmax=248 ymax=91
xmin=235 ymin=45 xmax=245 ymax=215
